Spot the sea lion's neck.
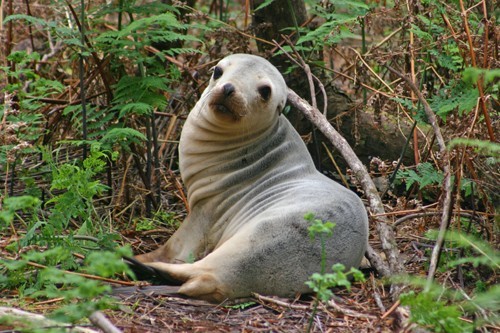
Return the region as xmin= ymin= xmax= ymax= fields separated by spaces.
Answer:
xmin=179 ymin=115 xmax=314 ymax=211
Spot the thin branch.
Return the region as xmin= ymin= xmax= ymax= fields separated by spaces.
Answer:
xmin=19 ymin=260 xmax=138 ymax=286
xmin=325 ymin=299 xmax=377 ymax=320
xmin=350 ymin=48 xmax=394 ymax=93
xmin=386 ymin=66 xmax=454 ymax=291
xmin=273 ymin=38 xmax=328 ymax=115
xmin=393 ymin=211 xmax=483 ymax=228
xmin=287 ymin=89 xmax=404 ymax=285
xmin=252 ymin=293 xmax=309 ymax=310
xmin=459 ymin=0 xmax=495 ymax=142
xmin=89 ymin=311 xmax=122 ymax=333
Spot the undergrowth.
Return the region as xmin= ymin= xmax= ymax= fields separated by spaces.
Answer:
xmin=0 ymin=0 xmax=497 ymax=331
xmin=304 ymin=213 xmax=365 ymax=332
xmin=399 ymin=231 xmax=499 ymax=332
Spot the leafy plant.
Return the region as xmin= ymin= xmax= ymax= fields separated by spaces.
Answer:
xmin=0 ymin=195 xmax=41 ymax=228
xmin=0 ymin=246 xmax=133 ymax=324
xmin=0 ymin=51 xmax=60 ymax=171
xmin=225 ymin=301 xmax=257 ymax=310
xmin=400 ymin=289 xmax=472 ymax=333
xmin=298 ymin=0 xmax=370 ymax=49
xmin=304 ymin=213 xmax=365 ymax=332
xmin=306 ymin=263 xmax=364 ymax=302
xmin=396 ymin=162 xmax=443 ymax=191
xmin=448 ymin=139 xmax=500 ymax=158
xmin=430 ymin=80 xmax=479 ymax=121
xmin=40 ymin=144 xmax=116 ymax=236
xmin=400 ymin=230 xmax=499 ymax=332
xmin=134 ymin=211 xmax=180 ymax=232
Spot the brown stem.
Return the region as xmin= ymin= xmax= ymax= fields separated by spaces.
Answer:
xmin=386 ymin=66 xmax=454 ymax=290
xmin=459 ymin=0 xmax=495 ymax=142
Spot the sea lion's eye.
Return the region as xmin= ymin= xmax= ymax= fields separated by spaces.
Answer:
xmin=258 ymin=85 xmax=271 ymax=101
xmin=213 ymin=66 xmax=223 ymax=80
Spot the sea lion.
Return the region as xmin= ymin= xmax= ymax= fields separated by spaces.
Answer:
xmin=135 ymin=54 xmax=368 ymax=302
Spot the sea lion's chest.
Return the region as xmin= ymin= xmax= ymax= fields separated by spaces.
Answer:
xmin=181 ymin=116 xmax=316 ymax=244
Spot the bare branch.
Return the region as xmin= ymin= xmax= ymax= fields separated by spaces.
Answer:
xmin=386 ymin=66 xmax=454 ymax=290
xmin=287 ymin=89 xmax=405 ymax=287
xmin=0 ymin=307 xmax=99 ymax=333
xmin=89 ymin=311 xmax=123 ymax=333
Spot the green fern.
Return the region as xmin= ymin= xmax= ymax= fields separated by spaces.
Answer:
xmin=295 ymin=0 xmax=369 ymax=52
xmin=396 ymin=162 xmax=443 ymax=191
xmin=427 ymin=230 xmax=500 ymax=270
xmin=401 ymin=290 xmax=472 ymax=333
xmin=112 ymin=76 xmax=170 ymax=116
xmin=95 ymin=12 xmax=200 ymax=60
xmin=430 ymin=80 xmax=479 ymax=121
xmin=100 ymin=128 xmax=147 ymax=151
xmin=400 ymin=231 xmax=499 ymax=331
xmin=448 ymin=139 xmax=500 ymax=158
xmin=42 ymin=145 xmax=111 ymax=233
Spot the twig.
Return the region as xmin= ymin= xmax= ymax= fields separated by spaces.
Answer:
xmin=405 ymin=1 xmax=420 ymax=166
xmin=364 ymin=27 xmax=402 ymax=56
xmin=89 ymin=311 xmax=122 ymax=333
xmin=252 ymin=293 xmax=309 ymax=310
xmin=380 ymin=299 xmax=400 ymax=320
xmin=321 ymin=142 xmax=349 ymax=188
xmin=21 ymin=260 xmax=137 ymax=286
xmin=273 ymin=38 xmax=328 ymax=116
xmin=350 ymin=48 xmax=394 ymax=93
xmin=386 ymin=66 xmax=454 ymax=291
xmin=393 ymin=211 xmax=483 ymax=228
xmin=459 ymin=0 xmax=495 ymax=142
xmin=36 ymin=30 xmax=63 ymax=72
xmin=371 ymin=274 xmax=386 ymax=313
xmin=325 ymin=299 xmax=377 ymax=320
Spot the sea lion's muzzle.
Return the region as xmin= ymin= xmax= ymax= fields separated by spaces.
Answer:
xmin=209 ymin=82 xmax=245 ymax=120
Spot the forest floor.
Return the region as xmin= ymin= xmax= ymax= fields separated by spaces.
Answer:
xmin=1 ymin=210 xmax=496 ymax=333
xmin=106 ymin=257 xmax=400 ymax=331
xmin=0 ymin=194 xmax=435 ymax=333
xmin=1 ymin=0 xmax=498 ymax=332
xmin=107 ymin=286 xmax=392 ymax=333
xmin=102 ymin=213 xmax=430 ymax=333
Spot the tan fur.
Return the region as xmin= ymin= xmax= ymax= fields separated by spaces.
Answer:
xmin=135 ymin=54 xmax=368 ymax=303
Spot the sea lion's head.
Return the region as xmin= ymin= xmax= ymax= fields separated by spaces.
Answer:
xmin=199 ymin=54 xmax=287 ymax=130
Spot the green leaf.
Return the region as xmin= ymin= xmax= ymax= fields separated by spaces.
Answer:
xmin=448 ymin=139 xmax=500 ymax=158
xmin=463 ymin=67 xmax=500 ymax=85
xmin=430 ymin=80 xmax=478 ymax=121
xmin=3 ymin=14 xmax=48 ymax=26
xmin=254 ymin=0 xmax=275 ymax=11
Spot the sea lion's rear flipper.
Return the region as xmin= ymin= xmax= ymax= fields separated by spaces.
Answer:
xmin=122 ymin=256 xmax=183 ymax=285
xmin=144 ymin=261 xmax=227 ymax=303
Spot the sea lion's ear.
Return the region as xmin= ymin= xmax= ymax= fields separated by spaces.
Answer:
xmin=277 ymin=102 xmax=284 ymax=115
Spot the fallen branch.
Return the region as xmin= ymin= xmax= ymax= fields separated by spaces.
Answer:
xmin=0 ymin=307 xmax=99 ymax=333
xmin=89 ymin=311 xmax=122 ymax=333
xmin=287 ymin=89 xmax=405 ymax=284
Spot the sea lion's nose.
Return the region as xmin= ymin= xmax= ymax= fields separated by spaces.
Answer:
xmin=223 ymin=83 xmax=235 ymax=97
